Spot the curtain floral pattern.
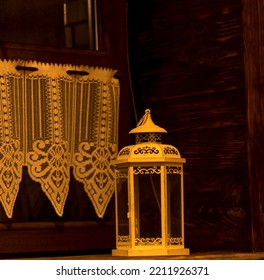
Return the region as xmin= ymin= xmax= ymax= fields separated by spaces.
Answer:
xmin=0 ymin=59 xmax=119 ymax=218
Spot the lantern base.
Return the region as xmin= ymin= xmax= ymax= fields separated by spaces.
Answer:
xmin=112 ymin=247 xmax=190 ymax=257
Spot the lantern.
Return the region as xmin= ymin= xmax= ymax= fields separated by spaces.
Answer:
xmin=112 ymin=109 xmax=190 ymax=256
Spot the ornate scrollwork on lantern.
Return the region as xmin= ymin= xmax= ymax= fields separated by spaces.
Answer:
xmin=168 ymin=237 xmax=183 ymax=246
xmin=134 ymin=146 xmax=159 ymax=155
xmin=133 ymin=166 xmax=161 ymax=175
xmin=118 ymin=147 xmax=131 ymax=156
xmin=135 ymin=237 xmax=162 ymax=246
xmin=167 ymin=166 xmax=182 ymax=174
xmin=116 ymin=170 xmax=128 ymax=179
xmin=135 ymin=133 xmax=162 ymax=144
xmin=164 ymin=146 xmax=179 ymax=155
xmin=118 ymin=235 xmax=130 ymax=245
xmin=116 ymin=170 xmax=127 ymax=184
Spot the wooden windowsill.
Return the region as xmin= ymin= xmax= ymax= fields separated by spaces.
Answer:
xmin=15 ymin=251 xmax=264 ymax=260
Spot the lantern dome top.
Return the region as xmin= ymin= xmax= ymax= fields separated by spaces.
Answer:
xmin=129 ymin=109 xmax=167 ymax=134
xmin=113 ymin=109 xmax=186 ymax=164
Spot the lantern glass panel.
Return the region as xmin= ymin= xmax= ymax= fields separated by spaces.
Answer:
xmin=116 ymin=170 xmax=130 ymax=246
xmin=133 ymin=166 xmax=162 ymax=246
xmin=167 ymin=166 xmax=183 ymax=246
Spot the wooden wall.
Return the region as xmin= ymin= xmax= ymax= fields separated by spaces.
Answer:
xmin=128 ymin=0 xmax=255 ymax=252
xmin=243 ymin=0 xmax=264 ymax=251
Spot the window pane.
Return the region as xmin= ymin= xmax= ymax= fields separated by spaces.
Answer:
xmin=167 ymin=167 xmax=183 ymax=246
xmin=134 ymin=167 xmax=162 ymax=246
xmin=116 ymin=170 xmax=130 ymax=246
xmin=0 ymin=0 xmax=99 ymax=50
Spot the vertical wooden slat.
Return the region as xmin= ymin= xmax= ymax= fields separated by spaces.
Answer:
xmin=243 ymin=0 xmax=264 ymax=251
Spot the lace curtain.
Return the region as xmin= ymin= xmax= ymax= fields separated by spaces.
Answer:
xmin=0 ymin=59 xmax=120 ymax=218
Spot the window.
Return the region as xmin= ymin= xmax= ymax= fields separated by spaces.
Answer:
xmin=0 ymin=0 xmax=99 ymax=50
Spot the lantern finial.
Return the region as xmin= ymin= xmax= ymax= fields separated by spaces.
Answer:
xmin=129 ymin=109 xmax=167 ymax=134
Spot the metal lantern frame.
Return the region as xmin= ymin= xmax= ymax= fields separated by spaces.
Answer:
xmin=112 ymin=109 xmax=190 ymax=256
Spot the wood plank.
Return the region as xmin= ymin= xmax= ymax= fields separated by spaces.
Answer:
xmin=243 ymin=0 xmax=264 ymax=251
xmin=129 ymin=0 xmax=244 ymax=100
